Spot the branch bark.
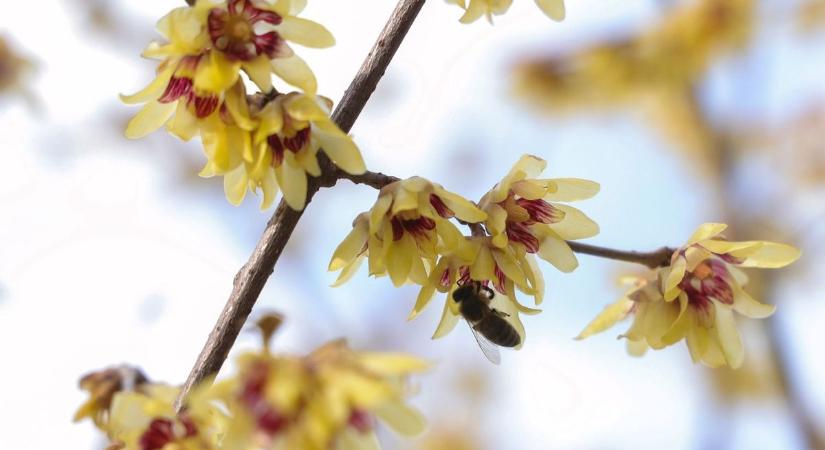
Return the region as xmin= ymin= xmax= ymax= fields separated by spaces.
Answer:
xmin=175 ymin=0 xmax=427 ymax=410
xmin=567 ymin=241 xmax=674 ymax=269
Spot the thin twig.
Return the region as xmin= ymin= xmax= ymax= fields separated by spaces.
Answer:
xmin=175 ymin=0 xmax=427 ymax=410
xmin=567 ymin=241 xmax=674 ymax=269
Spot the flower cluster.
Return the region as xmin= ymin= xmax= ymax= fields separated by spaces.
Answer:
xmin=446 ymin=0 xmax=566 ymax=23
xmin=330 ymin=155 xmax=599 ymax=353
xmin=577 ymin=223 xmax=801 ymax=368
xmin=123 ymin=0 xmax=364 ymax=210
xmin=75 ymin=342 xmax=428 ymax=450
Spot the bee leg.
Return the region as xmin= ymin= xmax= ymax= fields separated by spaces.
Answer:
xmin=491 ymin=308 xmax=510 ymax=318
xmin=480 ymin=285 xmax=495 ymax=300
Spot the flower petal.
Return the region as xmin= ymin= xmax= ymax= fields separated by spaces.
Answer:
xmin=271 ymin=53 xmax=317 ymax=95
xmin=538 ymin=233 xmax=578 ymax=272
xmin=313 ymin=121 xmax=366 ymax=175
xmin=125 ymin=101 xmax=176 ymax=139
xmin=120 ymin=64 xmax=175 ymax=104
xmin=713 ymin=301 xmax=744 ymax=369
xmin=277 ymin=16 xmax=335 ymax=48
xmin=432 ymin=296 xmax=460 ymax=339
xmin=688 ymin=223 xmax=728 ymax=244
xmin=374 ymin=400 xmax=427 ymax=437
xmin=329 ymin=223 xmax=369 ymax=271
xmin=735 ymin=242 xmax=801 ymax=268
xmin=547 ymin=204 xmax=599 ymax=240
xmin=534 ymin=0 xmax=565 ymax=21
xmin=543 ymin=178 xmax=599 ymax=201
xmin=732 ymin=283 xmax=775 ymax=319
xmin=576 ymin=297 xmax=634 ymax=340
xmin=662 ymin=256 xmax=687 ymax=301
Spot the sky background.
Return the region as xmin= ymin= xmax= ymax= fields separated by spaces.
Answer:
xmin=1 ymin=0 xmax=824 ymax=449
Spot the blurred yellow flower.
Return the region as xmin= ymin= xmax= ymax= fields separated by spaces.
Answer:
xmin=446 ymin=0 xmax=565 ymax=24
xmin=328 ymin=177 xmax=486 ymax=287
xmin=215 ymin=340 xmax=429 ymax=450
xmin=479 ymin=154 xmax=599 ymax=273
xmin=105 ymin=384 xmax=226 ymax=450
xmin=578 ymin=223 xmax=801 ymax=368
xmin=122 ymin=0 xmax=333 ymax=139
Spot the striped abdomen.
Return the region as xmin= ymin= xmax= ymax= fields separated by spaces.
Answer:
xmin=475 ymin=315 xmax=520 ymax=347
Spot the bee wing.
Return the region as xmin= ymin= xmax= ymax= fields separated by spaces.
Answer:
xmin=468 ymin=322 xmax=501 ymax=365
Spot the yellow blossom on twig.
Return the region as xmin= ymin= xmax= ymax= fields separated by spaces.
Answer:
xmin=328 ymin=177 xmax=486 ymax=287
xmin=577 ymin=223 xmax=801 ymax=368
xmin=479 ymin=154 xmax=599 ymax=274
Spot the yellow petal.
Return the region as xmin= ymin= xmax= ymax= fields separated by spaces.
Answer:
xmin=194 ymin=50 xmax=241 ymax=93
xmin=543 ymin=178 xmax=599 ymax=201
xmin=271 ymin=53 xmax=317 ymax=95
xmin=223 ymin=166 xmax=248 ymax=206
xmin=259 ymin=168 xmax=279 ymax=210
xmin=224 ymin=82 xmax=255 ymax=130
xmin=331 ymin=255 xmax=365 ymax=287
xmin=469 ymin=245 xmax=495 ymax=281
xmin=120 ymin=64 xmax=175 ymax=104
xmin=437 ymin=189 xmax=487 ymax=223
xmin=732 ymin=284 xmax=775 ymax=319
xmin=522 ymin=253 xmax=545 ymax=305
xmin=277 ymin=16 xmax=335 ymax=48
xmin=432 ymin=295 xmax=460 ymax=339
xmin=369 ymin=194 xmax=392 ymax=234
xmin=374 ymin=400 xmax=427 ymax=437
xmin=254 ymin=101 xmax=284 ymax=145
xmin=735 ymin=242 xmax=801 ymax=268
xmin=276 ymin=153 xmax=308 ymax=210
xmin=125 ymin=101 xmax=176 ymax=139
xmin=713 ymin=301 xmax=744 ymax=369
xmin=242 ymin=56 xmax=273 ymax=92
xmin=166 ymin=101 xmax=199 ymax=141
xmin=485 ymin=203 xmax=508 ymax=238
xmin=547 ymin=204 xmax=599 ymax=240
xmin=313 ymin=121 xmax=366 ymax=175
xmin=688 ymin=223 xmax=728 ymax=244
xmin=337 ymin=428 xmax=381 ymax=450
xmin=458 ymin=0 xmax=486 ymax=23
xmin=534 ymin=0 xmax=565 ymax=21
xmin=662 ymin=256 xmax=687 ymax=301
xmin=391 ymin=186 xmax=419 ymax=215
xmin=576 ymin=297 xmax=634 ymax=339
xmin=491 ymin=248 xmax=528 ymax=289
xmin=510 ymin=180 xmax=547 ymax=200
xmin=357 ymin=353 xmax=430 ymax=375
xmin=538 ymin=233 xmax=578 ymax=272
xmin=387 ymin=233 xmax=416 ymax=287
xmin=329 ymin=223 xmax=369 ymax=271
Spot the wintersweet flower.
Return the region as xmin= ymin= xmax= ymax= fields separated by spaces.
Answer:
xmin=479 ymin=154 xmax=599 ymax=273
xmin=104 ymin=384 xmax=225 ymax=450
xmin=411 ymin=237 xmax=543 ymax=344
xmin=214 ymin=340 xmax=429 ymax=450
xmin=328 ymin=177 xmax=487 ymax=287
xmin=577 ymin=223 xmax=801 ymax=368
xmin=122 ymin=0 xmax=334 ymax=139
xmin=446 ymin=0 xmax=565 ymax=24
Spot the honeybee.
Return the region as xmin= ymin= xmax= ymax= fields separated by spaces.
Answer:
xmin=452 ymin=281 xmax=521 ymax=364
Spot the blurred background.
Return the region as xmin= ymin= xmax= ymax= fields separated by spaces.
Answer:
xmin=1 ymin=0 xmax=824 ymax=448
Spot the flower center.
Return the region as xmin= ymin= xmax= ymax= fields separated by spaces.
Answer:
xmin=208 ymin=0 xmax=284 ymax=61
xmin=679 ymin=258 xmax=734 ymax=324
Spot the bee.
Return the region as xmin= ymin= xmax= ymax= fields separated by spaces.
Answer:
xmin=452 ymin=281 xmax=521 ymax=364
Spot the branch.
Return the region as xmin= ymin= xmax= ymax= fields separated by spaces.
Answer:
xmin=567 ymin=242 xmax=674 ymax=269
xmin=175 ymin=0 xmax=427 ymax=410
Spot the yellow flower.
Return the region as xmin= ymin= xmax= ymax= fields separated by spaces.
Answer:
xmin=577 ymin=223 xmax=801 ymax=368
xmin=479 ymin=154 xmax=599 ymax=273
xmin=73 ymin=366 xmax=150 ymax=430
xmin=412 ymin=237 xmax=543 ymax=345
xmin=215 ymin=340 xmax=429 ymax=450
xmin=104 ymin=384 xmax=226 ymax=450
xmin=328 ymin=177 xmax=487 ymax=287
xmin=122 ymin=0 xmax=334 ymax=139
xmin=446 ymin=0 xmax=565 ymax=24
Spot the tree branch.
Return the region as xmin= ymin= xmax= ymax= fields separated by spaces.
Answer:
xmin=175 ymin=0 xmax=427 ymax=410
xmin=567 ymin=242 xmax=674 ymax=269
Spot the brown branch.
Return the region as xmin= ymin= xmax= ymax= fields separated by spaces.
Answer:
xmin=175 ymin=0 xmax=427 ymax=410
xmin=568 ymin=241 xmax=674 ymax=269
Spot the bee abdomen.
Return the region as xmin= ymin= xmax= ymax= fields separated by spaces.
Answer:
xmin=477 ymin=316 xmax=521 ymax=347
